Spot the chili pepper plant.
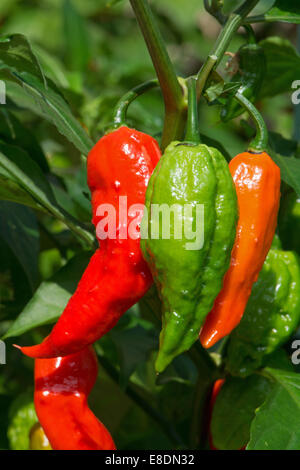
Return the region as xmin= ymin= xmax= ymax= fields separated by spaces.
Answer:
xmin=0 ymin=0 xmax=300 ymax=451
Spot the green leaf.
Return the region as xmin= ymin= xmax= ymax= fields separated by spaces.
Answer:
xmin=33 ymin=44 xmax=69 ymax=89
xmin=211 ymin=374 xmax=272 ymax=450
xmin=10 ymin=71 xmax=93 ymax=155
xmin=0 ymin=139 xmax=61 ymax=212
xmin=0 ymin=202 xmax=39 ymax=291
xmin=110 ymin=325 xmax=157 ymax=388
xmin=0 ymin=34 xmax=93 ymax=155
xmin=0 ymin=34 xmax=45 ymax=84
xmin=0 ymin=173 xmax=42 ymax=210
xmin=7 ymin=392 xmax=37 ymax=450
xmin=0 ymin=139 xmax=94 ymax=246
xmin=63 ymin=165 xmax=92 ymax=222
xmin=269 ymin=131 xmax=298 ymax=157
xmin=248 ymin=0 xmax=300 ymax=24
xmin=0 ymin=109 xmax=49 ymax=173
xmin=4 ymin=251 xmax=92 ymax=338
xmin=259 ymin=37 xmax=300 ymax=98
xmin=248 ymin=369 xmax=300 ymax=450
xmin=270 ymin=151 xmax=300 ymax=197
xmin=62 ymin=0 xmax=90 ymax=72
xmin=264 ymin=348 xmax=295 ymax=372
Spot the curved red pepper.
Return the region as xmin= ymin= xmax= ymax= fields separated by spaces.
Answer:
xmin=34 ymin=346 xmax=116 ymax=450
xmin=19 ymin=127 xmax=161 ymax=358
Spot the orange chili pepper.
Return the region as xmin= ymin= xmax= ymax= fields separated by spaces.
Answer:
xmin=200 ymin=151 xmax=281 ymax=348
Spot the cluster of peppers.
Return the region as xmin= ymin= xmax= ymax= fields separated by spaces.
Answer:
xmin=15 ymin=36 xmax=300 ymax=450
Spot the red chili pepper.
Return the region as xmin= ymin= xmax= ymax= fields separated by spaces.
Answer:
xmin=19 ymin=126 xmax=161 ymax=358
xmin=34 ymin=346 xmax=116 ymax=450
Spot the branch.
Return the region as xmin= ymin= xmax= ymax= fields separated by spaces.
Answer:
xmin=129 ymin=0 xmax=187 ymax=150
xmin=197 ymin=0 xmax=260 ymax=99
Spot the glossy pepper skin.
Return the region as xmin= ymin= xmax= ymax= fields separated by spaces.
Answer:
xmin=20 ymin=126 xmax=161 ymax=358
xmin=200 ymin=151 xmax=281 ymax=348
xmin=226 ymin=248 xmax=300 ymax=377
xmin=34 ymin=346 xmax=116 ymax=450
xmin=221 ymin=44 xmax=266 ymax=122
xmin=141 ymin=141 xmax=238 ymax=372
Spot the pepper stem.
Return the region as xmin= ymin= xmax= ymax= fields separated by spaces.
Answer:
xmin=234 ymin=92 xmax=268 ymax=152
xmin=129 ymin=0 xmax=186 ymax=150
xmin=185 ymin=77 xmax=201 ymax=145
xmin=243 ymin=24 xmax=257 ymax=44
xmin=112 ymin=79 xmax=158 ymax=128
xmin=196 ymin=0 xmax=260 ymax=99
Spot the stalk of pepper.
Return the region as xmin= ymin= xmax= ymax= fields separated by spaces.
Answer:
xmin=200 ymin=92 xmax=281 ymax=348
xmin=220 ymin=42 xmax=266 ymax=122
xmin=34 ymin=346 xmax=116 ymax=450
xmin=18 ymin=84 xmax=161 ymax=358
xmin=141 ymin=78 xmax=238 ymax=372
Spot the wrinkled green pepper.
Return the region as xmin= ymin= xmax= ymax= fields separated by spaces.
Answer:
xmin=226 ymin=248 xmax=300 ymax=377
xmin=141 ymin=141 xmax=238 ymax=372
xmin=221 ymin=43 xmax=266 ymax=122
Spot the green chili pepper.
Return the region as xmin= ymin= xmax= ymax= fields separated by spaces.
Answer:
xmin=141 ymin=79 xmax=238 ymax=373
xmin=141 ymin=142 xmax=237 ymax=372
xmin=226 ymin=248 xmax=300 ymax=377
xmin=221 ymin=43 xmax=266 ymax=122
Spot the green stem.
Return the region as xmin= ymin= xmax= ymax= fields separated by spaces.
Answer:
xmin=204 ymin=0 xmax=226 ymax=25
xmin=185 ymin=77 xmax=201 ymax=144
xmin=129 ymin=0 xmax=186 ymax=150
xmin=97 ymin=353 xmax=185 ymax=448
xmin=243 ymin=24 xmax=256 ymax=44
xmin=113 ymin=79 xmax=159 ymax=128
xmin=189 ymin=342 xmax=220 ymax=448
xmin=244 ymin=15 xmax=292 ymax=24
xmin=196 ymin=0 xmax=260 ymax=99
xmin=189 ymin=376 xmax=213 ymax=449
xmin=234 ymin=92 xmax=268 ymax=152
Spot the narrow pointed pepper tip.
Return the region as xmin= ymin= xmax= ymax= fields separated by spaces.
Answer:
xmin=13 ymin=343 xmax=41 ymax=358
xmin=199 ymin=330 xmax=217 ymax=349
xmin=13 ymin=336 xmax=56 ymax=359
xmin=16 ymin=344 xmax=41 ymax=358
xmin=155 ymin=352 xmax=172 ymax=374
